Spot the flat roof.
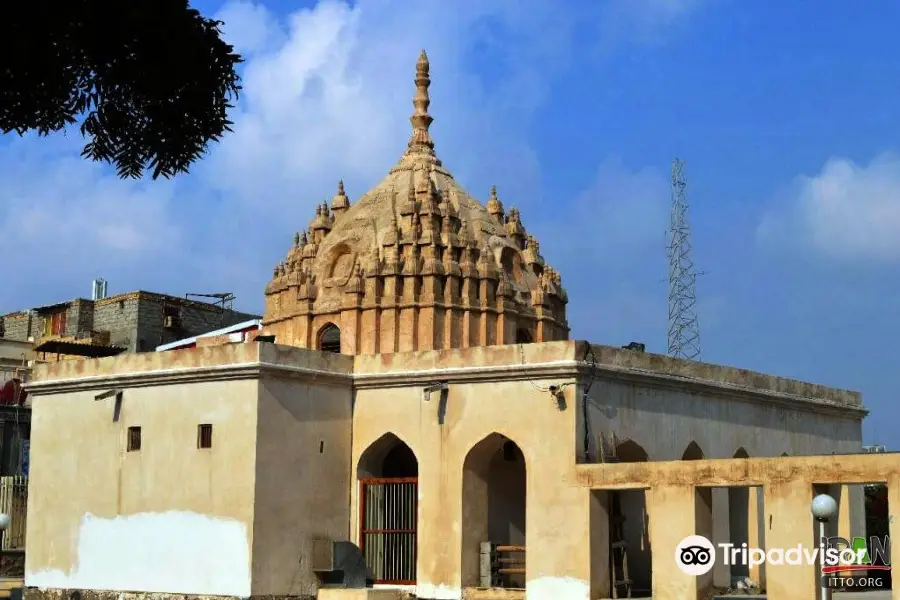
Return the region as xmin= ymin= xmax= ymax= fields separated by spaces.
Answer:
xmin=155 ymin=319 xmax=262 ymax=351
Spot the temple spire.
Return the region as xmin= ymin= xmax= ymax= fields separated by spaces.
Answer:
xmin=408 ymin=49 xmax=435 ymax=155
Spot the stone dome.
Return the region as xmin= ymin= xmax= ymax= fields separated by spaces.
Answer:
xmin=263 ymin=50 xmax=568 ymax=355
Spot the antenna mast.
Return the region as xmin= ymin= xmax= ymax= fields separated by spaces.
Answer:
xmin=667 ymin=158 xmax=701 ymax=360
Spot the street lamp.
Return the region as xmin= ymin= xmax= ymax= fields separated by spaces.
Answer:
xmin=811 ymin=494 xmax=838 ymax=600
xmin=0 ymin=513 xmax=10 ymax=572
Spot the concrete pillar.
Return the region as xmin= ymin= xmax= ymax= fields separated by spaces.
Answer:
xmin=763 ymin=480 xmax=816 ymax=600
xmin=836 ymin=484 xmax=852 ymax=541
xmin=589 ymin=490 xmax=610 ymax=599
xmin=747 ymin=486 xmax=765 ymax=588
xmin=523 ymin=483 xmax=593 ymax=600
xmin=695 ymin=487 xmax=714 ymax=597
xmin=711 ymin=487 xmax=731 ymax=588
xmin=648 ymin=485 xmax=697 ymax=600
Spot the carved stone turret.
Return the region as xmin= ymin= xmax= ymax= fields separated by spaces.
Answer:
xmin=330 ymin=180 xmax=351 ymax=220
xmin=262 ymin=51 xmax=568 ymax=354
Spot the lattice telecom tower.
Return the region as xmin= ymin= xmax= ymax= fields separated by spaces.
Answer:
xmin=667 ymin=158 xmax=702 ymax=360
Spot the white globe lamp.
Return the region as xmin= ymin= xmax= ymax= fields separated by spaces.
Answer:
xmin=811 ymin=494 xmax=838 ymax=522
xmin=811 ymin=494 xmax=837 ymax=600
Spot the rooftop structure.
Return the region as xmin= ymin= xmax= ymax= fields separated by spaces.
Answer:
xmin=263 ymin=51 xmax=567 ymax=355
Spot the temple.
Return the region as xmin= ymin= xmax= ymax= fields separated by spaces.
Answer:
xmin=19 ymin=52 xmax=895 ymax=600
xmin=263 ymin=51 xmax=567 ymax=354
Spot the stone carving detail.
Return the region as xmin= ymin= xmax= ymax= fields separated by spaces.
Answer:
xmin=263 ymin=51 xmax=568 ymax=354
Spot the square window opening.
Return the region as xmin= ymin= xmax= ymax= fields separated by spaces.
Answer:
xmin=127 ymin=426 xmax=141 ymax=452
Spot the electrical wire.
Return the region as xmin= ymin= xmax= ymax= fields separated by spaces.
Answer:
xmin=582 ymin=344 xmax=597 ymax=460
xmin=516 ymin=343 xmax=572 ymax=398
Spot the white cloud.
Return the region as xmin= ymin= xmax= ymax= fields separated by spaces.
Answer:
xmin=546 ymin=158 xmax=670 ymax=258
xmin=0 ymin=0 xmax=702 ymax=315
xmin=759 ymin=152 xmax=900 ymax=262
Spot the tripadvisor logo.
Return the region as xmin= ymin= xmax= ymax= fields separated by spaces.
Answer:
xmin=675 ymin=536 xmax=716 ymax=576
xmin=675 ymin=534 xmax=891 ymax=581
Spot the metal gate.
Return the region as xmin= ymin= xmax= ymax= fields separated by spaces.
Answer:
xmin=359 ymin=477 xmax=418 ymax=584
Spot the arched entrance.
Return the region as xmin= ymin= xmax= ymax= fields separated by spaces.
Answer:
xmin=461 ymin=433 xmax=527 ymax=590
xmin=319 ymin=322 xmax=341 ymax=353
xmin=357 ymin=433 xmax=418 ymax=584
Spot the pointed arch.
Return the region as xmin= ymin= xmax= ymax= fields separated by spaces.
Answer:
xmin=318 ymin=322 xmax=342 ymax=353
xmin=461 ymin=433 xmax=527 ymax=589
xmin=616 ymin=439 xmax=649 ymax=462
xmin=357 ymin=433 xmax=418 ymax=584
xmin=357 ymin=432 xmax=417 ymax=478
xmin=612 ymin=438 xmax=652 ymax=592
xmin=734 ymin=447 xmax=749 ymax=459
xmin=682 ymin=441 xmax=704 ymax=461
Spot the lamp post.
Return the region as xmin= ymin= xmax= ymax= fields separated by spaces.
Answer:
xmin=0 ymin=513 xmax=10 ymax=574
xmin=811 ymin=494 xmax=838 ymax=600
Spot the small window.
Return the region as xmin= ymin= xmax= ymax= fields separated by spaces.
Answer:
xmin=318 ymin=323 xmax=341 ymax=353
xmin=198 ymin=424 xmax=213 ymax=449
xmin=127 ymin=426 xmax=141 ymax=452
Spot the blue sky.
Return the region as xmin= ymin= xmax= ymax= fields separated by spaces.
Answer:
xmin=1 ymin=0 xmax=898 ymax=447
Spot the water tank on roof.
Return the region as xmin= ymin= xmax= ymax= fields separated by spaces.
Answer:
xmin=92 ymin=278 xmax=108 ymax=300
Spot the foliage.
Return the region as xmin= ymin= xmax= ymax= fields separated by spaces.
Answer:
xmin=0 ymin=1 xmax=242 ymax=179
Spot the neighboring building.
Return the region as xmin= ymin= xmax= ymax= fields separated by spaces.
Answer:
xmin=21 ymin=52 xmax=881 ymax=600
xmin=0 ymin=338 xmax=32 ymax=388
xmin=1 ymin=289 xmax=260 ymax=356
xmin=0 ymin=338 xmax=30 ymax=480
xmin=156 ymin=319 xmax=262 ymax=352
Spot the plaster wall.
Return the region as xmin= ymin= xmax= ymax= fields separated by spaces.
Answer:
xmin=24 ymin=378 xmax=260 ymax=597
xmin=351 ymin=351 xmax=590 ymax=600
xmin=250 ymin=372 xmax=354 ymax=596
xmin=582 ymin=379 xmax=863 ymax=461
xmin=580 ymin=377 xmax=866 ymax=591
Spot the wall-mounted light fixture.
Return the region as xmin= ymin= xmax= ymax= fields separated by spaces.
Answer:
xmin=422 ymin=381 xmax=448 ymax=403
xmin=95 ymin=388 xmax=124 ymax=422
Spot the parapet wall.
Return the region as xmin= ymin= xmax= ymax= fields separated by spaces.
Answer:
xmin=26 ymin=338 xmax=862 ymax=410
xmin=582 ymin=342 xmax=861 ymax=407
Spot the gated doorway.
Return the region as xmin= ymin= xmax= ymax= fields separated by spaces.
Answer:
xmin=358 ymin=434 xmax=418 ymax=584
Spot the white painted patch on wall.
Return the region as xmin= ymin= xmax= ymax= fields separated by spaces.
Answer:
xmin=416 ymin=582 xmax=462 ymax=599
xmin=26 ymin=511 xmax=251 ymax=596
xmin=527 ymin=576 xmax=589 ymax=600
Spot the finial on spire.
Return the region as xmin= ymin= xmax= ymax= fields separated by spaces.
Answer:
xmin=407 ymin=49 xmax=435 ymax=154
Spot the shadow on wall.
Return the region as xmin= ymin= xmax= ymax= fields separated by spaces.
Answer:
xmin=462 ymin=433 xmax=527 ymax=590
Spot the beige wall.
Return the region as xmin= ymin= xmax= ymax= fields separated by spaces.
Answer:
xmin=25 ymin=378 xmax=260 ymax=596
xmin=251 ymin=375 xmax=354 ymax=596
xmin=351 ymin=374 xmax=593 ymax=600
xmin=22 ymin=339 xmax=879 ymax=600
